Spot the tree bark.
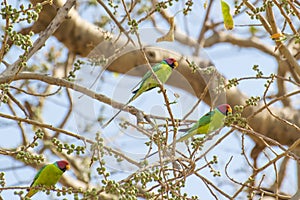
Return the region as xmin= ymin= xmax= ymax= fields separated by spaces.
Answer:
xmin=21 ymin=0 xmax=300 ymax=151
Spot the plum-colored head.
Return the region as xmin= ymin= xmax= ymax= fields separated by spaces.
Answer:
xmin=163 ymin=58 xmax=178 ymax=68
xmin=216 ymin=104 xmax=232 ymax=115
xmin=55 ymin=160 xmax=70 ymax=172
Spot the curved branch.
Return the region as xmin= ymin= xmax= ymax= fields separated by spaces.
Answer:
xmin=2 ymin=0 xmax=76 ymax=76
xmin=7 ymin=0 xmax=300 ymax=163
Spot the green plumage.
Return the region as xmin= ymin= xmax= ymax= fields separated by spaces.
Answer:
xmin=144 ymin=104 xmax=232 ymax=159
xmin=177 ymin=110 xmax=225 ymax=142
xmin=102 ymin=58 xmax=178 ymax=128
xmin=177 ymin=104 xmax=232 ymax=142
xmin=25 ymin=161 xmax=69 ymax=198
xmin=129 ymin=60 xmax=174 ymax=103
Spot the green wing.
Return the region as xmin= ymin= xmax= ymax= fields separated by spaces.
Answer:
xmin=185 ymin=110 xmax=214 ymax=133
xmin=26 ymin=163 xmax=64 ymax=198
xmin=130 ymin=62 xmax=172 ymax=102
xmin=33 ymin=163 xmax=64 ymax=186
xmin=131 ymin=63 xmax=163 ymax=93
xmin=102 ymin=62 xmax=171 ymax=128
xmin=177 ymin=108 xmax=228 ymax=142
xmin=142 ymin=63 xmax=164 ymax=82
xmin=29 ymin=165 xmax=47 ymax=188
xmin=154 ymin=63 xmax=173 ymax=83
xmin=177 ymin=110 xmax=214 ymax=142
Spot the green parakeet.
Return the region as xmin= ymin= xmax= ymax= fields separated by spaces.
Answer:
xmin=25 ymin=160 xmax=70 ymax=198
xmin=103 ymin=58 xmax=179 ymax=128
xmin=177 ymin=104 xmax=232 ymax=142
xmin=144 ymin=104 xmax=232 ymax=159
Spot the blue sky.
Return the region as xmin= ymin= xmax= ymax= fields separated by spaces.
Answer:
xmin=0 ymin=0 xmax=298 ymax=199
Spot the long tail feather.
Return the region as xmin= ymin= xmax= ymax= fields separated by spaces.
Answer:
xmin=178 ymin=128 xmax=190 ymax=132
xmin=143 ymin=144 xmax=185 ymax=160
xmin=102 ymin=109 xmax=123 ymax=128
xmin=176 ymin=131 xmax=194 ymax=143
xmin=143 ymin=150 xmax=159 ymax=159
xmin=102 ymin=99 xmax=133 ymax=128
xmin=25 ymin=189 xmax=37 ymax=198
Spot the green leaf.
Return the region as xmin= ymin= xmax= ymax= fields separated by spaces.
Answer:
xmin=221 ymin=0 xmax=234 ymax=30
